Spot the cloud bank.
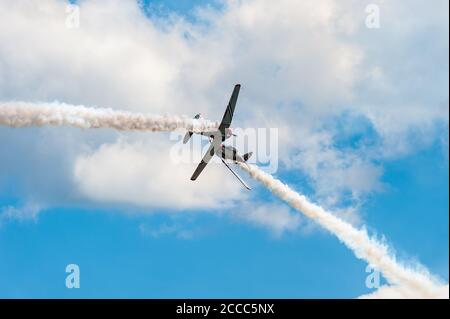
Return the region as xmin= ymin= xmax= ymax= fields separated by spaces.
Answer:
xmin=1 ymin=0 xmax=447 ymax=210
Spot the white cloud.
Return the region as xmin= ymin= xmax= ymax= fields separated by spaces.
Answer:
xmin=73 ymin=136 xmax=247 ymax=209
xmin=0 ymin=0 xmax=448 ymax=222
xmin=232 ymin=202 xmax=301 ymax=236
xmin=0 ymin=202 xmax=41 ymax=224
xmin=284 ymin=124 xmax=385 ymax=205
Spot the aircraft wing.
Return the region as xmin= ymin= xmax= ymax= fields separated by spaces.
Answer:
xmin=190 ymin=138 xmax=221 ymax=181
xmin=220 ymin=158 xmax=251 ymax=190
xmin=218 ymin=84 xmax=240 ymax=135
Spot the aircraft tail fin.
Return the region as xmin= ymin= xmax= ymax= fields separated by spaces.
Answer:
xmin=243 ymin=152 xmax=253 ymax=162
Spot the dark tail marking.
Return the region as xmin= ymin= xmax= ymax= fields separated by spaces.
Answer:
xmin=243 ymin=152 xmax=253 ymax=162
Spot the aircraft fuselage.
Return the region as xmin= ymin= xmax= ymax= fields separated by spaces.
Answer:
xmin=217 ymin=145 xmax=245 ymax=163
xmin=189 ymin=84 xmax=252 ymax=190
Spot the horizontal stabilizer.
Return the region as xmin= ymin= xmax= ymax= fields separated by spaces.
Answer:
xmin=243 ymin=152 xmax=253 ymax=162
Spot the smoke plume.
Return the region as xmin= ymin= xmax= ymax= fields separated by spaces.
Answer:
xmin=0 ymin=102 xmax=219 ymax=133
xmin=239 ymin=163 xmax=448 ymax=298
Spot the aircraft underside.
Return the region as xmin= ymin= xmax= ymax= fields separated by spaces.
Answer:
xmin=188 ymin=84 xmax=252 ymax=190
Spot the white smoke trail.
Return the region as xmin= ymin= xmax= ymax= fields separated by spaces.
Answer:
xmin=1 ymin=101 xmax=446 ymax=298
xmin=0 ymin=102 xmax=219 ymax=133
xmin=239 ymin=163 xmax=448 ymax=298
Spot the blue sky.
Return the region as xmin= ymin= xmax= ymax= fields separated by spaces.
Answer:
xmin=0 ymin=0 xmax=448 ymax=298
xmin=0 ymin=141 xmax=447 ymax=298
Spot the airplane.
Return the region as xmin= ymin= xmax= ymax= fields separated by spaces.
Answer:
xmin=184 ymin=84 xmax=253 ymax=190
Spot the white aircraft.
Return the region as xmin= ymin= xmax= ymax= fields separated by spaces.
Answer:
xmin=184 ymin=84 xmax=253 ymax=190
